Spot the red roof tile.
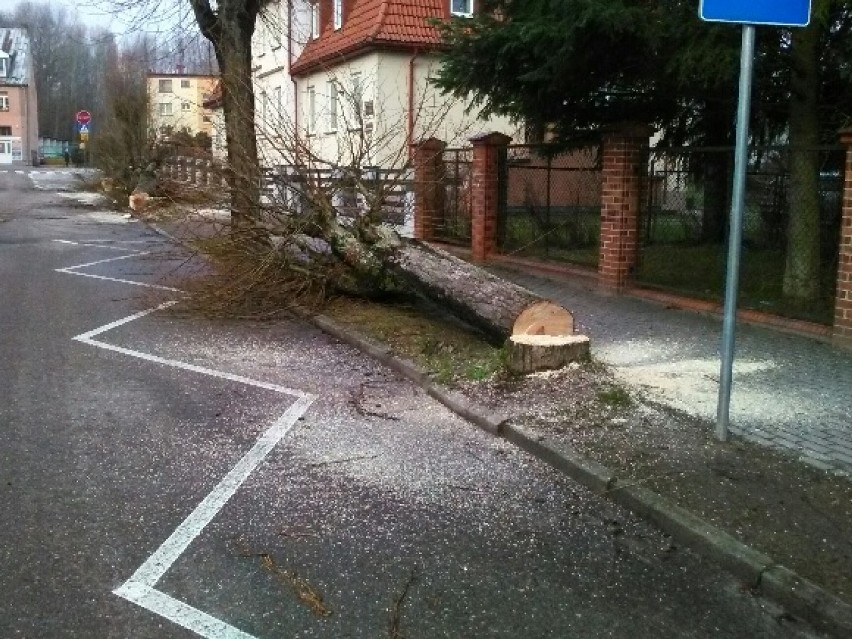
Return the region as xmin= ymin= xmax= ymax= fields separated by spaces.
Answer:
xmin=291 ymin=0 xmax=451 ymax=76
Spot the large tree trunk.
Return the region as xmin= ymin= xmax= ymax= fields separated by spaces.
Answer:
xmin=783 ymin=18 xmax=822 ymax=302
xmin=387 ymin=242 xmax=574 ymax=344
xmin=190 ymin=0 xmax=261 ymax=223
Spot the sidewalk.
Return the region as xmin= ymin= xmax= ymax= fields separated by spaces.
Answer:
xmin=484 ymin=261 xmax=852 ymax=478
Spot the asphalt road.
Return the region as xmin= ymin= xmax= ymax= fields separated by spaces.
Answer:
xmin=0 ymin=167 xmax=826 ymax=638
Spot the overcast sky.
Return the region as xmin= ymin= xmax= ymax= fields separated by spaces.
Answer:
xmin=17 ymin=0 xmax=191 ymax=39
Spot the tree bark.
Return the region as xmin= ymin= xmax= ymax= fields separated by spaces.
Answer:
xmin=783 ymin=18 xmax=822 ymax=302
xmin=386 ymin=242 xmax=573 ymax=344
xmin=190 ymin=0 xmax=261 ymax=223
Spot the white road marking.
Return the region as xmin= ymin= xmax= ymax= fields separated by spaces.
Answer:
xmin=121 ymin=396 xmax=313 ymax=587
xmin=73 ymin=302 xmax=177 ymax=340
xmin=55 ymin=247 xmax=183 ymax=292
xmin=56 ymin=250 xmax=148 ymax=269
xmin=58 ymin=270 xmax=183 ymax=291
xmin=75 ymin=331 xmax=311 ymax=399
xmin=113 ymin=583 xmax=256 ymax=639
xmin=53 ymin=239 xmax=140 ymax=251
xmin=58 ymin=244 xmax=317 ymax=639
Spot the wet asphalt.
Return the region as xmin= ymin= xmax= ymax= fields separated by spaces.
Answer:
xmin=0 ymin=167 xmax=827 ymax=638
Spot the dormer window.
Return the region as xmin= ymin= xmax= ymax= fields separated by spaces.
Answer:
xmin=0 ymin=55 xmax=8 ymax=78
xmin=333 ymin=0 xmax=343 ymax=30
xmin=450 ymin=0 xmax=474 ymax=17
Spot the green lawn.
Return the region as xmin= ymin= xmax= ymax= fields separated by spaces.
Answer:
xmin=635 ymin=244 xmax=836 ymax=325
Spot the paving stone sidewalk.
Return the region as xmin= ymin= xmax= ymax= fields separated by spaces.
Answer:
xmin=488 ymin=266 xmax=852 ymax=477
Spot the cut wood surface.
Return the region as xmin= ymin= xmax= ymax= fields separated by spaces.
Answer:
xmin=506 ymin=334 xmax=591 ymax=374
xmin=388 ymin=241 xmax=574 ymax=344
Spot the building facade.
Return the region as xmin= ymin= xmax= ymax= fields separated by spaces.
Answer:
xmin=146 ymin=72 xmax=218 ymax=141
xmin=0 ymin=28 xmax=39 ymax=165
xmin=290 ymin=0 xmax=519 ymax=168
xmin=252 ymin=0 xmax=312 ymax=167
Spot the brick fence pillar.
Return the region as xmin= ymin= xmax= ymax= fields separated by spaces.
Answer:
xmin=413 ymin=138 xmax=446 ymax=241
xmin=598 ymin=124 xmax=653 ymax=291
xmin=470 ymin=131 xmax=511 ymax=262
xmin=177 ymin=156 xmax=187 ymax=182
xmin=835 ymin=129 xmax=852 ymax=349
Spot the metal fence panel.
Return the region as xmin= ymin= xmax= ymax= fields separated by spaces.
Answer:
xmin=497 ymin=144 xmax=602 ymax=267
xmin=638 ymin=145 xmax=844 ymax=324
xmin=434 ymin=147 xmax=473 ymax=244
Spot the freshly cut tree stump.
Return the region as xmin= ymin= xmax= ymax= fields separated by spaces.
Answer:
xmin=506 ymin=334 xmax=591 ymax=375
xmin=386 ymin=242 xmax=590 ymax=374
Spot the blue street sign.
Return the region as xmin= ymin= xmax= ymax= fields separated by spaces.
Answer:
xmin=700 ymin=0 xmax=811 ymax=27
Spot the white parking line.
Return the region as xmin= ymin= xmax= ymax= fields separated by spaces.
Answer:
xmin=54 ymin=239 xmax=141 ymax=251
xmin=58 ymin=244 xmax=316 ymax=639
xmin=55 ymin=246 xmax=183 ymax=292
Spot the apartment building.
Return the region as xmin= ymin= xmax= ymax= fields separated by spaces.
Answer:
xmin=0 ymin=27 xmax=39 ymax=165
xmin=146 ymin=71 xmax=218 ymax=140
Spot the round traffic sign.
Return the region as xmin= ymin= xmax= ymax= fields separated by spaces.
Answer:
xmin=76 ymin=110 xmax=91 ymax=125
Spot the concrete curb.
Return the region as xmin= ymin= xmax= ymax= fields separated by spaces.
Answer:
xmin=303 ymin=312 xmax=852 ymax=639
xmin=144 ymin=222 xmax=852 ymax=638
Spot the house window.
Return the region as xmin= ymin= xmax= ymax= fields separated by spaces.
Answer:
xmin=450 ymin=0 xmax=473 ymax=17
xmin=274 ymin=86 xmax=282 ymax=124
xmin=181 ymin=79 xmax=191 ymax=88
xmin=158 ymin=79 xmax=173 ymax=93
xmin=350 ymin=72 xmax=363 ymax=127
xmin=181 ymin=101 xmax=191 ymax=112
xmin=0 ymin=58 xmax=7 ymax=78
xmin=0 ymin=126 xmax=11 ymax=136
xmin=333 ymin=0 xmax=343 ymax=30
xmin=311 ymin=2 xmax=320 ymax=38
xmin=202 ymin=115 xmax=212 ymax=123
xmin=159 ymin=102 xmax=173 ymax=116
xmin=0 ymin=93 xmax=8 ymax=111
xmin=326 ymin=81 xmax=338 ymax=132
xmin=307 ymin=86 xmax=316 ymax=134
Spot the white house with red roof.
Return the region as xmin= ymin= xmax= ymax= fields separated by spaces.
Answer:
xmin=256 ymin=0 xmax=518 ymax=168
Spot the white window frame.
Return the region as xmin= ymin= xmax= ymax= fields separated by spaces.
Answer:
xmin=349 ymin=72 xmax=363 ymax=129
xmin=326 ymin=81 xmax=338 ymax=133
xmin=158 ymin=79 xmax=173 ymax=93
xmin=274 ymin=86 xmax=282 ymax=124
xmin=181 ymin=79 xmax=191 ymax=88
xmin=0 ymin=58 xmax=7 ymax=78
xmin=306 ymin=86 xmax=316 ymax=134
xmin=181 ymin=101 xmax=191 ymax=112
xmin=333 ymin=0 xmax=343 ymax=30
xmin=158 ymin=102 xmax=173 ymax=116
xmin=311 ymin=2 xmax=320 ymax=39
xmin=450 ymin=0 xmax=474 ymax=17
xmin=0 ymin=94 xmax=8 ymax=112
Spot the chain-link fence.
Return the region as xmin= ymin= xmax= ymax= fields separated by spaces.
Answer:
xmin=638 ymin=145 xmax=844 ymax=324
xmin=497 ymin=144 xmax=601 ymax=267
xmin=432 ymin=147 xmax=473 ymax=244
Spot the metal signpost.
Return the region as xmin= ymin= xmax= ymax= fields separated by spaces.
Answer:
xmin=698 ymin=1 xmax=811 ymax=441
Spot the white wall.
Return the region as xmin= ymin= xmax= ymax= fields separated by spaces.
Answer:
xmin=252 ymin=0 xmax=312 ymax=168
xmin=294 ymin=50 xmax=522 ymax=169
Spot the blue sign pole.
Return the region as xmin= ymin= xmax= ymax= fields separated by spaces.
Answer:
xmin=716 ymin=25 xmax=755 ymax=441
xmin=702 ymin=0 xmax=811 ymax=441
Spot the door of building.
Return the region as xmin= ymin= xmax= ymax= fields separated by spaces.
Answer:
xmin=0 ymin=140 xmax=12 ymax=164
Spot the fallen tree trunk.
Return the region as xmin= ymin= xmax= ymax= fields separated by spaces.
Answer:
xmin=386 ymin=241 xmax=574 ymax=345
